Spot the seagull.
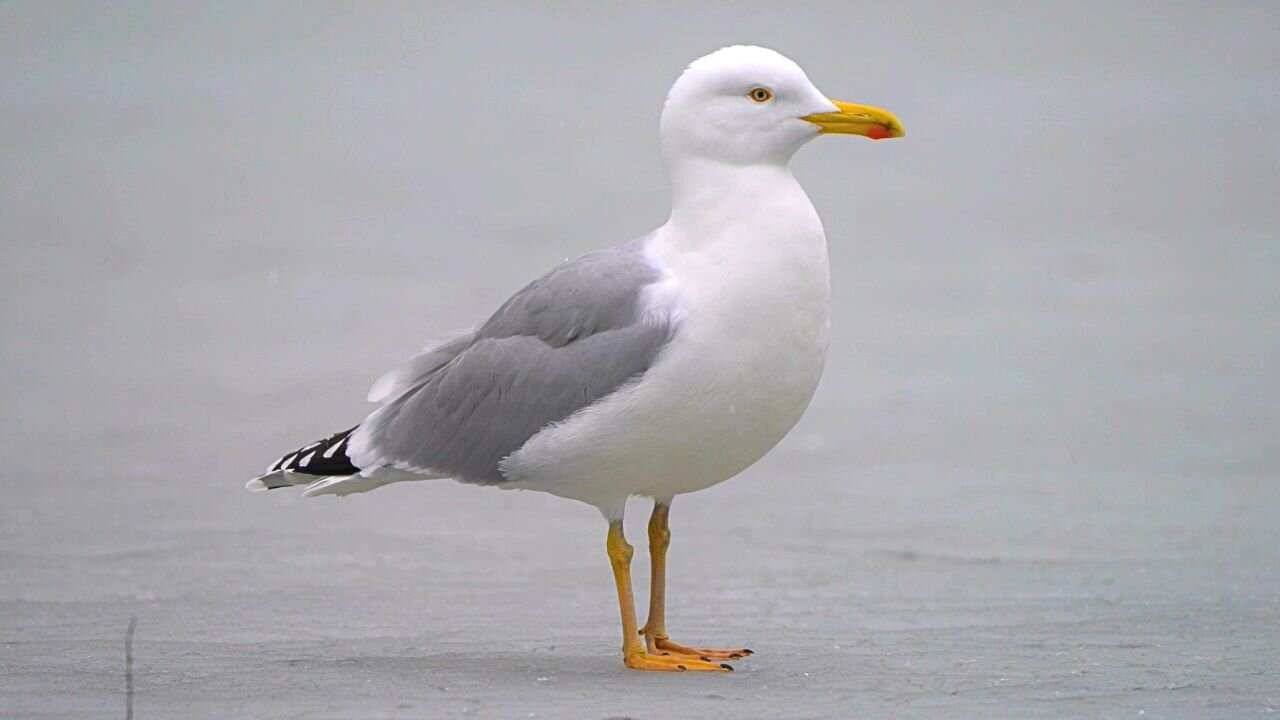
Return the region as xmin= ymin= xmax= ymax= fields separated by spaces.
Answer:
xmin=247 ymin=45 xmax=903 ymax=672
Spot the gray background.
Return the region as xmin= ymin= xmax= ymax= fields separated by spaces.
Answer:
xmin=2 ymin=2 xmax=1277 ymax=718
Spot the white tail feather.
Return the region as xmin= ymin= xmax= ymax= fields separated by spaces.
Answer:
xmin=301 ymin=468 xmax=439 ymax=497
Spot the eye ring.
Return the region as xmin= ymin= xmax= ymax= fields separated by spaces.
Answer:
xmin=748 ymin=87 xmax=773 ymax=103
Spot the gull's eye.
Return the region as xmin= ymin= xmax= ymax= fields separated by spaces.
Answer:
xmin=748 ymin=87 xmax=773 ymax=103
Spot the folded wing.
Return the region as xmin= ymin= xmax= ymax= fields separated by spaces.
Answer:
xmin=348 ymin=240 xmax=675 ymax=485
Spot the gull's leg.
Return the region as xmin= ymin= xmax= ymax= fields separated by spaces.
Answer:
xmin=639 ymin=500 xmax=753 ymax=661
xmin=606 ymin=519 xmax=731 ymax=672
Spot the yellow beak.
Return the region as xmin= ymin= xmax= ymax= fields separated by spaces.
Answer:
xmin=801 ymin=100 xmax=905 ymax=140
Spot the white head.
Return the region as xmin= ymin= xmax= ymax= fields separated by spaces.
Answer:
xmin=660 ymin=46 xmax=904 ymax=167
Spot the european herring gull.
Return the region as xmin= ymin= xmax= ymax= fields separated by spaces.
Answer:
xmin=247 ymin=45 xmax=904 ymax=671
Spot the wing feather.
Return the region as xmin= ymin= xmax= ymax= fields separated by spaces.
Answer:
xmin=348 ymin=240 xmax=674 ymax=485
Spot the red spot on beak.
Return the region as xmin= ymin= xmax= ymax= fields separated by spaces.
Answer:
xmin=865 ymin=125 xmax=891 ymax=141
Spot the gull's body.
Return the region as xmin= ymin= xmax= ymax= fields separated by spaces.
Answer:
xmin=247 ymin=45 xmax=902 ymax=671
xmin=503 ymin=164 xmax=830 ymax=513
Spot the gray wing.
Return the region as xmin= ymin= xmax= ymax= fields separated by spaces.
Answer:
xmin=347 ymin=240 xmax=672 ymax=485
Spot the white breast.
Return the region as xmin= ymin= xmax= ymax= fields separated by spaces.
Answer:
xmin=503 ymin=167 xmax=831 ymax=512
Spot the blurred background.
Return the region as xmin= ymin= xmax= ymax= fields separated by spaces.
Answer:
xmin=2 ymin=2 xmax=1277 ymax=718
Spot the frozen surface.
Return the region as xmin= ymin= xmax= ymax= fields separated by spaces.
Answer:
xmin=2 ymin=3 xmax=1278 ymax=719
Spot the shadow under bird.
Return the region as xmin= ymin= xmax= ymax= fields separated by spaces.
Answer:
xmin=247 ymin=45 xmax=904 ymax=671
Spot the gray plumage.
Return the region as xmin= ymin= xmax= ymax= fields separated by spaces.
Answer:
xmin=348 ymin=239 xmax=673 ymax=485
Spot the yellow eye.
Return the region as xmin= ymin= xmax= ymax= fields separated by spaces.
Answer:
xmin=748 ymin=87 xmax=773 ymax=103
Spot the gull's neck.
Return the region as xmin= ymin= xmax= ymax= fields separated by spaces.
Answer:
xmin=650 ymin=152 xmax=832 ymax=382
xmin=662 ymin=157 xmax=821 ymax=251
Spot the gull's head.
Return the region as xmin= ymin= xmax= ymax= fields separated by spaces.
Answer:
xmin=660 ymin=45 xmax=904 ymax=166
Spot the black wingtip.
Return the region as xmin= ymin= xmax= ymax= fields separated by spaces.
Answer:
xmin=267 ymin=426 xmax=360 ymax=478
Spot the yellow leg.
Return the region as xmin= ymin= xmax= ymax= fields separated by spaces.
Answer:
xmin=639 ymin=502 xmax=754 ymax=661
xmin=607 ymin=520 xmax=731 ymax=672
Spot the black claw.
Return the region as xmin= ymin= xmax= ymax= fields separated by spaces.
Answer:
xmin=742 ymin=648 xmax=754 ymax=655
xmin=720 ymin=663 xmax=734 ymax=672
xmin=728 ymin=653 xmax=743 ymax=659
xmin=677 ymin=664 xmax=687 ymax=671
xmin=699 ymin=655 xmax=711 ymax=662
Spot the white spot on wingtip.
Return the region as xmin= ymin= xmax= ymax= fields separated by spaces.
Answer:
xmin=323 ymin=439 xmax=345 ymax=459
xmin=300 ymin=451 xmax=316 ymax=467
